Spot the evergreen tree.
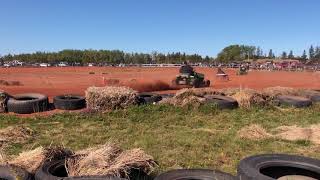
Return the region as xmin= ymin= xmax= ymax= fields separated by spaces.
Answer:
xmin=288 ymin=50 xmax=294 ymax=59
xmin=315 ymin=46 xmax=320 ymax=59
xmin=256 ymin=47 xmax=261 ymax=58
xmin=268 ymin=49 xmax=274 ymax=59
xmin=309 ymin=45 xmax=315 ymax=60
xmin=281 ymin=51 xmax=287 ymax=59
xmin=301 ymin=50 xmax=307 ymax=61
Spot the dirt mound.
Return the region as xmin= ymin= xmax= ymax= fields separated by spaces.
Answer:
xmin=238 ymin=124 xmax=272 ymax=140
xmin=0 ymin=126 xmax=34 ymax=148
xmin=9 ymin=146 xmax=73 ymax=173
xmin=66 ymin=143 xmax=157 ymax=178
xmin=230 ymin=89 xmax=266 ymax=108
xmin=274 ymin=125 xmax=320 ymax=145
xmin=0 ymin=80 xmax=22 ymax=86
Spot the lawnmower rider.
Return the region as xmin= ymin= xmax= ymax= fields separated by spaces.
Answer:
xmin=179 ymin=61 xmax=194 ymax=75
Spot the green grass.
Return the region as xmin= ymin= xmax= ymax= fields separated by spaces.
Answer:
xmin=1 ymin=104 xmax=320 ymax=175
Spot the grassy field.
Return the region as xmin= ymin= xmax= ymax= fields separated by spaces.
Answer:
xmin=1 ymin=104 xmax=320 ymax=175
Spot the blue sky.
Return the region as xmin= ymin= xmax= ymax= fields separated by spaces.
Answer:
xmin=1 ymin=0 xmax=319 ymax=57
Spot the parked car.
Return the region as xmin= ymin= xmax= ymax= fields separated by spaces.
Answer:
xmin=3 ymin=63 xmax=11 ymax=68
xmin=58 ymin=62 xmax=68 ymax=67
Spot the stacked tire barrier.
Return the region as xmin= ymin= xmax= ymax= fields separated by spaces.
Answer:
xmin=35 ymin=160 xmax=125 ymax=180
xmin=7 ymin=93 xmax=49 ymax=114
xmin=53 ymin=95 xmax=86 ymax=110
xmin=2 ymin=154 xmax=318 ymax=179
xmin=155 ymin=169 xmax=236 ymax=180
xmin=237 ymin=154 xmax=320 ymax=180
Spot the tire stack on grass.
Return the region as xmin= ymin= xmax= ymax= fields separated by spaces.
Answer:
xmin=137 ymin=92 xmax=163 ymax=105
xmin=237 ymin=154 xmax=320 ymax=180
xmin=53 ymin=95 xmax=86 ymax=110
xmin=7 ymin=93 xmax=49 ymax=114
xmin=155 ymin=169 xmax=236 ymax=180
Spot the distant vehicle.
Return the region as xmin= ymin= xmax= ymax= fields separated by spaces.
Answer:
xmin=58 ymin=62 xmax=68 ymax=67
xmin=14 ymin=61 xmax=24 ymax=66
xmin=3 ymin=63 xmax=11 ymax=68
xmin=88 ymin=63 xmax=94 ymax=67
xmin=40 ymin=63 xmax=50 ymax=67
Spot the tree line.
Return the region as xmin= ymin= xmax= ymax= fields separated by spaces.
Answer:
xmin=216 ymin=45 xmax=320 ymax=63
xmin=0 ymin=50 xmax=212 ymax=65
xmin=1 ymin=45 xmax=320 ymax=64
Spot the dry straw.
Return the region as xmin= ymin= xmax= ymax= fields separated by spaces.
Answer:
xmin=9 ymin=146 xmax=73 ymax=173
xmin=238 ymin=124 xmax=272 ymax=140
xmin=161 ymin=88 xmax=222 ymax=107
xmin=262 ymin=86 xmax=300 ymax=99
xmin=230 ymin=88 xmax=266 ymax=108
xmin=0 ymin=125 xmax=34 ymax=148
xmin=66 ymin=143 xmax=157 ymax=178
xmin=85 ymin=86 xmax=138 ymax=111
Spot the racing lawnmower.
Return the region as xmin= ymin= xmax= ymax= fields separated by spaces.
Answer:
xmin=172 ymin=62 xmax=210 ymax=88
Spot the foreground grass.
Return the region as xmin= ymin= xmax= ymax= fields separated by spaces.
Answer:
xmin=1 ymin=104 xmax=320 ymax=175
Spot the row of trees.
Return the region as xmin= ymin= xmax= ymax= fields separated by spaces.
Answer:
xmin=0 ymin=50 xmax=212 ymax=64
xmin=1 ymin=45 xmax=320 ymax=64
xmin=216 ymin=45 xmax=320 ymax=63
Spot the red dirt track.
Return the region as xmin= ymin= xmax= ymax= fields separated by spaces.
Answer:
xmin=1 ymin=67 xmax=319 ymax=99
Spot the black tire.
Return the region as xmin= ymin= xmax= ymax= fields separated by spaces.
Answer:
xmin=35 ymin=160 xmax=67 ymax=180
xmin=237 ymin=154 xmax=320 ymax=180
xmin=277 ymin=95 xmax=312 ymax=108
xmin=137 ymin=93 xmax=162 ymax=104
xmin=204 ymin=95 xmax=238 ymax=109
xmin=53 ymin=95 xmax=86 ymax=110
xmin=0 ymin=165 xmax=33 ymax=180
xmin=7 ymin=93 xmax=49 ymax=114
xmin=35 ymin=160 xmax=125 ymax=180
xmin=310 ymin=94 xmax=320 ymax=103
xmin=193 ymin=80 xmax=201 ymax=88
xmin=155 ymin=169 xmax=236 ymax=180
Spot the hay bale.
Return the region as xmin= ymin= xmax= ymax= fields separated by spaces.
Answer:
xmin=9 ymin=146 xmax=73 ymax=173
xmin=238 ymin=124 xmax=272 ymax=140
xmin=218 ymin=88 xmax=242 ymax=96
xmin=231 ymin=89 xmax=266 ymax=108
xmin=262 ymin=86 xmax=300 ymax=99
xmin=0 ymin=126 xmax=34 ymax=148
xmin=9 ymin=147 xmax=45 ymax=173
xmin=66 ymin=143 xmax=157 ymax=178
xmin=175 ymin=88 xmax=222 ymax=99
xmin=160 ymin=88 xmax=221 ymax=107
xmin=85 ymin=86 xmax=138 ymax=111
